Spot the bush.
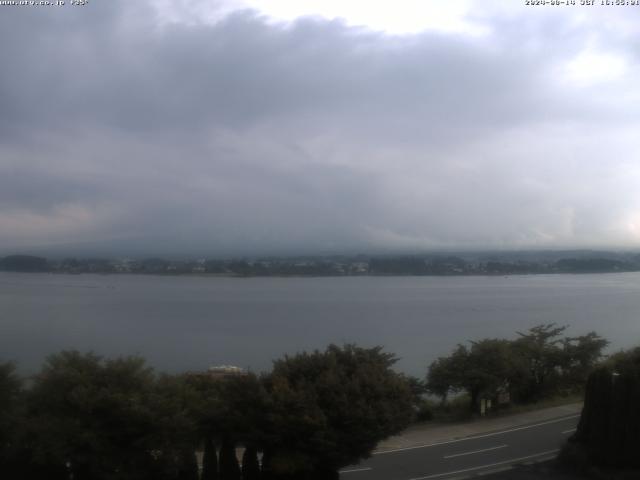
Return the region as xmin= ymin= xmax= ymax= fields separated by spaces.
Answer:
xmin=566 ymin=347 xmax=640 ymax=473
xmin=414 ymin=399 xmax=435 ymax=422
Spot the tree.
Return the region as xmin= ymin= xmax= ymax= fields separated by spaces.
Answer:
xmin=149 ymin=374 xmax=199 ymax=479
xmin=404 ymin=375 xmax=427 ymax=399
xmin=567 ymin=347 xmax=640 ymax=469
xmin=463 ymin=339 xmax=517 ymax=412
xmin=427 ymin=324 xmax=608 ymax=412
xmin=427 ymin=340 xmax=517 ymax=413
xmin=263 ymin=344 xmax=414 ymax=478
xmin=0 ymin=362 xmax=23 ymax=477
xmin=426 ymin=346 xmax=467 ymax=404
xmin=241 ymin=445 xmax=261 ymax=480
xmin=186 ymin=372 xmax=268 ymax=480
xmin=219 ymin=440 xmax=241 ymax=480
xmin=403 ymin=375 xmax=432 ymax=421
xmin=177 ymin=449 xmax=199 ymax=480
xmin=23 ymin=351 xmax=194 ymax=480
xmin=511 ymin=324 xmax=568 ymax=401
xmin=201 ymin=436 xmax=219 ymax=480
xmin=560 ymin=332 xmax=608 ymax=390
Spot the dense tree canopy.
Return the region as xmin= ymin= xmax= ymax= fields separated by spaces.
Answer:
xmin=0 ymin=332 xmax=608 ymax=479
xmin=568 ymin=346 xmax=640 ymax=469
xmin=0 ymin=362 xmax=22 ymax=476
xmin=17 ymin=352 xmax=196 ymax=480
xmin=427 ymin=339 xmax=517 ymax=412
xmin=263 ymin=344 xmax=414 ymax=478
xmin=511 ymin=324 xmax=570 ymax=401
xmin=0 ymin=345 xmax=415 ymax=480
xmin=427 ymin=324 xmax=608 ymax=412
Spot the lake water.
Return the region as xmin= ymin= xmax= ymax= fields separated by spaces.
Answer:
xmin=1 ymin=272 xmax=639 ymax=376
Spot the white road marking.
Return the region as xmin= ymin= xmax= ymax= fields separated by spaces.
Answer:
xmin=339 ymin=467 xmax=372 ymax=474
xmin=443 ymin=444 xmax=508 ymax=459
xmin=476 ymin=465 xmax=513 ymax=476
xmin=561 ymin=428 xmax=576 ymax=434
xmin=374 ymin=414 xmax=579 ymax=455
xmin=408 ymin=449 xmax=560 ymax=480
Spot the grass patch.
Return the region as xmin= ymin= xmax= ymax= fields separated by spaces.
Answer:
xmin=492 ymin=392 xmax=584 ymax=416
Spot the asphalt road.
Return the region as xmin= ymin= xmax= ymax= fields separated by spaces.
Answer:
xmin=340 ymin=414 xmax=580 ymax=480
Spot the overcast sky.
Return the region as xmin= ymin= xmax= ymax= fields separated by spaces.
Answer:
xmin=1 ymin=0 xmax=640 ymax=256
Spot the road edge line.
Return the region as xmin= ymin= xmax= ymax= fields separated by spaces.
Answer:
xmin=407 ymin=449 xmax=560 ymax=480
xmin=374 ymin=415 xmax=579 ymax=455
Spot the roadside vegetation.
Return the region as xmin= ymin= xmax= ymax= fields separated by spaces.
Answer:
xmin=0 ymin=345 xmax=413 ymax=480
xmin=560 ymin=346 xmax=640 ymax=480
xmin=0 ymin=324 xmax=611 ymax=479
xmin=424 ymin=324 xmax=607 ymax=416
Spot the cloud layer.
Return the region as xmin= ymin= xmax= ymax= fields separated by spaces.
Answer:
xmin=1 ymin=1 xmax=640 ymax=255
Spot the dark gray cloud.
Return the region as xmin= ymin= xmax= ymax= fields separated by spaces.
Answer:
xmin=1 ymin=1 xmax=639 ymax=255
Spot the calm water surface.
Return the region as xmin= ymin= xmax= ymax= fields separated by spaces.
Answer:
xmin=1 ymin=272 xmax=639 ymax=376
